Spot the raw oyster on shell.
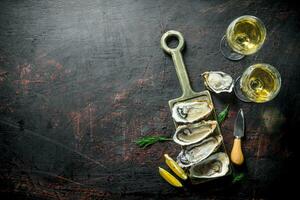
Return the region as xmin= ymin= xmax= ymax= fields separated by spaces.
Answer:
xmin=172 ymin=101 xmax=213 ymax=124
xmin=189 ymin=152 xmax=230 ymax=179
xmin=201 ymin=71 xmax=234 ymax=93
xmin=177 ymin=135 xmax=223 ymax=168
xmin=173 ymin=120 xmax=217 ymax=146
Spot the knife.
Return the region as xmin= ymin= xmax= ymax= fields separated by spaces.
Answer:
xmin=230 ymin=109 xmax=245 ymax=165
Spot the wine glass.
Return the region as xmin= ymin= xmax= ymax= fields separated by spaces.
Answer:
xmin=234 ymin=63 xmax=281 ymax=103
xmin=220 ymin=15 xmax=267 ymax=61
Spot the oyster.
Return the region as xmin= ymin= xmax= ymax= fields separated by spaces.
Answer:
xmin=189 ymin=152 xmax=230 ymax=179
xmin=177 ymin=135 xmax=223 ymax=168
xmin=173 ymin=120 xmax=217 ymax=146
xmin=172 ymin=101 xmax=213 ymax=124
xmin=202 ymin=71 xmax=234 ymax=93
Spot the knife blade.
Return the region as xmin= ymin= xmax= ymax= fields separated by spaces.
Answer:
xmin=230 ymin=109 xmax=245 ymax=165
xmin=234 ymin=109 xmax=244 ymax=138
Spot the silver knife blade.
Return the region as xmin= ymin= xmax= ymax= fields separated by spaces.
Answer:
xmin=234 ymin=109 xmax=244 ymax=138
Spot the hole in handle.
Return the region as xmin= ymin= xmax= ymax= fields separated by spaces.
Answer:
xmin=166 ymin=36 xmax=179 ymax=49
xmin=161 ymin=30 xmax=185 ymax=54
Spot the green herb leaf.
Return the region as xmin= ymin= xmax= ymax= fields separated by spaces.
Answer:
xmin=135 ymin=136 xmax=172 ymax=148
xmin=232 ymin=172 xmax=245 ymax=184
xmin=217 ymin=105 xmax=229 ymax=124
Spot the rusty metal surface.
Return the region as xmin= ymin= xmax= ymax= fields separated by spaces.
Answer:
xmin=0 ymin=0 xmax=299 ymax=199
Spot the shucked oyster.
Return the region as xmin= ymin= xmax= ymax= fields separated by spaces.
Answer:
xmin=173 ymin=120 xmax=217 ymax=146
xmin=189 ymin=152 xmax=230 ymax=179
xmin=177 ymin=135 xmax=223 ymax=168
xmin=201 ymin=71 xmax=234 ymax=93
xmin=172 ymin=101 xmax=213 ymax=124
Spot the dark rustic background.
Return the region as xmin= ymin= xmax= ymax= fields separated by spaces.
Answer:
xmin=0 ymin=0 xmax=299 ymax=199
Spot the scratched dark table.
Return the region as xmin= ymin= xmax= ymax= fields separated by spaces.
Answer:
xmin=0 ymin=0 xmax=299 ymax=199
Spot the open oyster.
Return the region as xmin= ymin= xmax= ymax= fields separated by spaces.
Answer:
xmin=201 ymin=71 xmax=234 ymax=93
xmin=173 ymin=120 xmax=217 ymax=146
xmin=172 ymin=101 xmax=213 ymax=124
xmin=177 ymin=135 xmax=223 ymax=168
xmin=189 ymin=152 xmax=230 ymax=179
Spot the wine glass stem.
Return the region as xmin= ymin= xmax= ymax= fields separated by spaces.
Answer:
xmin=220 ymin=35 xmax=245 ymax=61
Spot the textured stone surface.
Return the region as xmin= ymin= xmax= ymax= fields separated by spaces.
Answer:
xmin=0 ymin=0 xmax=299 ymax=199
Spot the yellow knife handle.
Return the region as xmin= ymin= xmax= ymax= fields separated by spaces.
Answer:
xmin=230 ymin=138 xmax=244 ymax=165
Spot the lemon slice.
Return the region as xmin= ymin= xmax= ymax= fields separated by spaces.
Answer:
xmin=164 ymin=154 xmax=187 ymax=180
xmin=158 ymin=167 xmax=183 ymax=187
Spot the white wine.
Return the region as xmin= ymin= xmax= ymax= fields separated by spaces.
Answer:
xmin=226 ymin=15 xmax=266 ymax=55
xmin=240 ymin=64 xmax=281 ymax=103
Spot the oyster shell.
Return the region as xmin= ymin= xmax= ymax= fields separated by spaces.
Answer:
xmin=189 ymin=152 xmax=230 ymax=179
xmin=177 ymin=135 xmax=223 ymax=168
xmin=173 ymin=120 xmax=217 ymax=146
xmin=202 ymin=71 xmax=234 ymax=93
xmin=172 ymin=101 xmax=213 ymax=124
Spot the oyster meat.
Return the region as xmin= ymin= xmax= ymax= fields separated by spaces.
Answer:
xmin=173 ymin=120 xmax=217 ymax=146
xmin=202 ymin=71 xmax=234 ymax=93
xmin=189 ymin=152 xmax=230 ymax=179
xmin=177 ymin=135 xmax=223 ymax=168
xmin=172 ymin=101 xmax=213 ymax=124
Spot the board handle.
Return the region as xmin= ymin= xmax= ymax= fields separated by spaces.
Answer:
xmin=161 ymin=30 xmax=195 ymax=98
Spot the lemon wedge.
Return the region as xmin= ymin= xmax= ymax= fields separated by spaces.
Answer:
xmin=164 ymin=154 xmax=187 ymax=180
xmin=158 ymin=167 xmax=183 ymax=187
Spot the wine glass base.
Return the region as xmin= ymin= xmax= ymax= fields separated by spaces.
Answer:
xmin=234 ymin=76 xmax=252 ymax=102
xmin=220 ymin=35 xmax=245 ymax=61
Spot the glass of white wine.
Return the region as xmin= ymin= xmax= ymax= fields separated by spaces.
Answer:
xmin=234 ymin=63 xmax=281 ymax=103
xmin=220 ymin=15 xmax=267 ymax=61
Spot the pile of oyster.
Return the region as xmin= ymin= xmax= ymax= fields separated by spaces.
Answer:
xmin=172 ymin=98 xmax=230 ymax=181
